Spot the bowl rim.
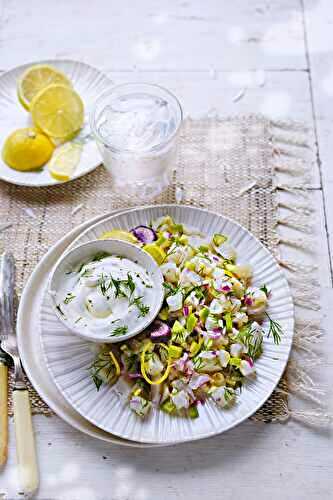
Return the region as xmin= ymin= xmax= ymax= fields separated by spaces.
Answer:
xmin=48 ymin=238 xmax=164 ymax=343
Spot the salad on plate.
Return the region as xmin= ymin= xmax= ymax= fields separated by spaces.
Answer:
xmin=89 ymin=214 xmax=283 ymax=419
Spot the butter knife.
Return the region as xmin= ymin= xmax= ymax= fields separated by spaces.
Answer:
xmin=0 ymin=345 xmax=9 ymax=467
xmin=0 ymin=252 xmax=39 ymax=494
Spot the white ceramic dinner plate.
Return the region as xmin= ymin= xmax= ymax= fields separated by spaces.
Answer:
xmin=40 ymin=205 xmax=294 ymax=444
xmin=0 ymin=59 xmax=112 ymax=187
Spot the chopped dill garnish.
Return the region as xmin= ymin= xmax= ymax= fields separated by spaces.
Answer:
xmin=92 ymin=374 xmax=103 ymax=391
xmin=110 ymin=325 xmax=128 ymax=337
xmin=91 ymin=252 xmax=109 ymax=262
xmin=236 ymin=323 xmax=263 ymax=360
xmin=89 ymin=350 xmax=119 ymax=391
xmin=124 ymin=272 xmax=135 ymax=298
xmin=163 ymin=282 xmax=181 ymax=297
xmin=98 ymin=273 xmax=113 ymax=296
xmin=56 ymin=304 xmax=64 ymax=316
xmin=81 ymin=268 xmax=93 ymax=278
xmin=64 ymin=292 xmax=76 ymax=304
xmin=224 ymin=387 xmax=234 ymax=403
xmin=131 ymin=296 xmax=150 ymax=318
xmin=75 ymin=317 xmax=82 ymax=324
xmin=260 ymin=284 xmax=270 ymax=297
xmin=110 ymin=276 xmax=127 ymax=298
xmin=265 ymin=312 xmax=283 ymax=345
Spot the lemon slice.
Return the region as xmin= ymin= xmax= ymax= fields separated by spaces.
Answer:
xmin=18 ymin=64 xmax=72 ymax=111
xmin=143 ymin=244 xmax=166 ymax=265
xmin=48 ymin=143 xmax=82 ymax=181
xmin=99 ymin=230 xmax=138 ymax=244
xmin=2 ymin=128 xmax=54 ymax=171
xmin=31 ymin=84 xmax=84 ymax=139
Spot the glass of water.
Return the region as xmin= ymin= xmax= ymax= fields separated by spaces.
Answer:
xmin=90 ymin=83 xmax=183 ymax=199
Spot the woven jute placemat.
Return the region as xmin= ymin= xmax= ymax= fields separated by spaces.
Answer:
xmin=0 ymin=115 xmax=324 ymax=424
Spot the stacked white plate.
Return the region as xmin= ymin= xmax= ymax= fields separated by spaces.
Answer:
xmin=17 ymin=205 xmax=294 ymax=446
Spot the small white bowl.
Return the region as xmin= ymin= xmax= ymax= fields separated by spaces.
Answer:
xmin=48 ymin=239 xmax=164 ymax=343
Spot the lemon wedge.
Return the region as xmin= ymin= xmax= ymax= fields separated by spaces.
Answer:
xmin=2 ymin=128 xmax=54 ymax=171
xmin=48 ymin=143 xmax=82 ymax=181
xmin=143 ymin=244 xmax=166 ymax=265
xmin=18 ymin=64 xmax=72 ymax=111
xmin=99 ymin=230 xmax=138 ymax=244
xmin=31 ymin=84 xmax=84 ymax=139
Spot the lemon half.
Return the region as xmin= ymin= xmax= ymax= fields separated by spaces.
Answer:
xmin=18 ymin=64 xmax=72 ymax=111
xmin=2 ymin=128 xmax=54 ymax=171
xmin=31 ymin=84 xmax=84 ymax=139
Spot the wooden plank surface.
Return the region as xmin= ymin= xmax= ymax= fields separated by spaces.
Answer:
xmin=0 ymin=0 xmax=332 ymax=499
xmin=0 ymin=0 xmax=306 ymax=71
xmin=303 ymin=0 xmax=333 ymax=273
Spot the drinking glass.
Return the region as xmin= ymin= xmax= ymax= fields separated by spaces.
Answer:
xmin=90 ymin=83 xmax=183 ymax=199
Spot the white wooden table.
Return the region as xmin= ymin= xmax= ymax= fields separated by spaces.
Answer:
xmin=1 ymin=1 xmax=332 ymax=498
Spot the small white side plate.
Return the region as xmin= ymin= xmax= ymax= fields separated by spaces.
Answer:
xmin=0 ymin=59 xmax=112 ymax=186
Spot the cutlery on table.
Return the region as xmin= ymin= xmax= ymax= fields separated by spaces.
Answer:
xmin=0 ymin=344 xmax=10 ymax=467
xmin=0 ymin=252 xmax=39 ymax=494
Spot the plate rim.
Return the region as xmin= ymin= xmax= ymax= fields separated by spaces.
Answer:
xmin=42 ymin=204 xmax=294 ymax=444
xmin=0 ymin=58 xmax=112 ymax=187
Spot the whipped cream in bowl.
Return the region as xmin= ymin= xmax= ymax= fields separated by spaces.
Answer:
xmin=49 ymin=240 xmax=164 ymax=343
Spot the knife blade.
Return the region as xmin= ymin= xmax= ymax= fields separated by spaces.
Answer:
xmin=0 ymin=345 xmax=9 ymax=467
xmin=0 ymin=252 xmax=39 ymax=493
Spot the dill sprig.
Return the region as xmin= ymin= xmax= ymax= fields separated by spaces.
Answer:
xmin=56 ymin=304 xmax=64 ymax=316
xmin=124 ymin=272 xmax=135 ymax=298
xmin=260 ymin=284 xmax=270 ymax=297
xmin=98 ymin=273 xmax=113 ymax=296
xmin=90 ymin=351 xmax=118 ymax=391
xmin=265 ymin=312 xmax=283 ymax=345
xmin=110 ymin=325 xmax=128 ymax=337
xmin=224 ymin=387 xmax=235 ymax=403
xmin=130 ymin=296 xmax=150 ymax=318
xmin=163 ymin=282 xmax=181 ymax=297
xmin=237 ymin=324 xmax=263 ymax=360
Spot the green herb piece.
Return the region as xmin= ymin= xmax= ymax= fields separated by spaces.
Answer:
xmin=91 ymin=252 xmax=109 ymax=262
xmin=260 ymin=284 xmax=270 ymax=297
xmin=124 ymin=272 xmax=135 ymax=298
xmin=131 ymin=296 xmax=150 ymax=318
xmin=98 ymin=273 xmax=113 ymax=296
xmin=110 ymin=325 xmax=128 ymax=337
xmin=81 ymin=268 xmax=93 ymax=278
xmin=224 ymin=387 xmax=235 ymax=403
xmin=163 ymin=282 xmax=181 ymax=297
xmin=110 ymin=276 xmax=126 ymax=298
xmin=92 ymin=374 xmax=103 ymax=391
xmin=183 ymin=285 xmax=206 ymax=301
xmin=56 ymin=304 xmax=64 ymax=316
xmin=75 ymin=316 xmax=82 ymax=324
xmin=89 ymin=349 xmax=119 ymax=391
xmin=265 ymin=312 xmax=283 ymax=345
xmin=64 ymin=292 xmax=76 ymax=304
